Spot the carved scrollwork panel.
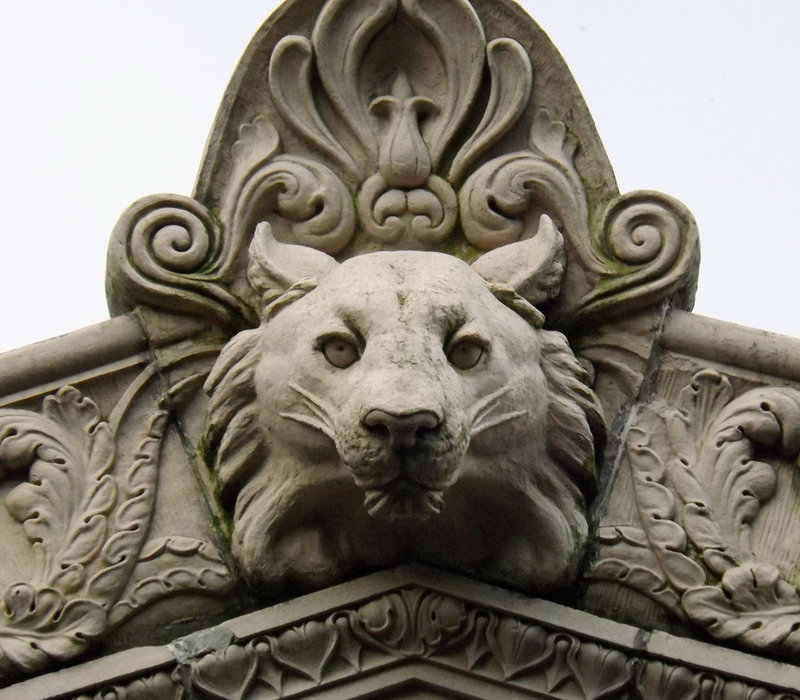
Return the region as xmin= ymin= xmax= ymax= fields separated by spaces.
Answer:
xmin=591 ymin=369 xmax=800 ymax=659
xmin=106 ymin=0 xmax=701 ymax=373
xmin=0 ymin=385 xmax=234 ymax=683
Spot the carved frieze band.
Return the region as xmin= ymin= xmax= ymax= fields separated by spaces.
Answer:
xmin=71 ymin=585 xmax=799 ymax=700
xmin=592 ymin=370 xmax=800 ymax=658
xmin=105 ymin=0 xmax=699 ymax=336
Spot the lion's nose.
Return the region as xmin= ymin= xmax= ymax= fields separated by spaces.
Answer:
xmin=362 ymin=409 xmax=441 ymax=446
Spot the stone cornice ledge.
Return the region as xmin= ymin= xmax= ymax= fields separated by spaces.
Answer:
xmin=0 ymin=311 xmax=222 ymax=406
xmin=663 ymin=310 xmax=800 ymax=382
xmin=0 ymin=315 xmax=148 ymax=405
xmin=8 ymin=565 xmax=800 ymax=699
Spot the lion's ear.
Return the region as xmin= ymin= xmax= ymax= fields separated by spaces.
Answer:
xmin=471 ymin=215 xmax=565 ymax=306
xmin=247 ymin=222 xmax=339 ymax=308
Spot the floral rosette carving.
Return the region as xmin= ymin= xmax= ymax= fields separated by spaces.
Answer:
xmin=592 ymin=370 xmax=800 ymax=658
xmin=0 ymin=387 xmax=233 ymax=682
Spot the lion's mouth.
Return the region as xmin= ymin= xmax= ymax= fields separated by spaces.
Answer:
xmin=363 ymin=478 xmax=445 ymax=521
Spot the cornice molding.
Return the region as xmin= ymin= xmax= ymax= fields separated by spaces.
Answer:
xmin=8 ymin=566 xmax=800 ymax=699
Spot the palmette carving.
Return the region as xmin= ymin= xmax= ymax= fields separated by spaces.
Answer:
xmin=180 ymin=585 xmax=797 ymax=699
xmin=0 ymin=387 xmax=233 ymax=682
xmin=231 ymin=0 xmax=698 ymax=326
xmin=187 ymin=587 xmax=635 ymax=699
xmin=262 ymin=0 xmax=537 ymax=251
xmin=592 ymin=370 xmax=800 ymax=658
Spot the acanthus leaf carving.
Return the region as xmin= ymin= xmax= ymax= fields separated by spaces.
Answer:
xmin=0 ymin=387 xmax=234 ymax=682
xmin=591 ymin=369 xmax=800 ymax=658
xmin=624 ymin=427 xmax=708 ymax=592
xmin=682 ymin=563 xmax=800 ymax=654
xmin=108 ymin=536 xmax=235 ymax=628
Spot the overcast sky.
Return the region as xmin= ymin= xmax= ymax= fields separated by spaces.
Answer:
xmin=1 ymin=2 xmax=798 ymax=353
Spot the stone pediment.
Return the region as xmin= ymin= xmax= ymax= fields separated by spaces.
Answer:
xmin=9 ymin=565 xmax=800 ymax=699
xmin=1 ymin=0 xmax=800 ymax=696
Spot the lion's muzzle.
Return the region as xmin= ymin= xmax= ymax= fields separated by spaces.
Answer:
xmin=334 ymin=405 xmax=467 ymax=522
xmin=362 ymin=408 xmax=441 ymax=448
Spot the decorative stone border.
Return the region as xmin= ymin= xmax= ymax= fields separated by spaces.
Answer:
xmin=8 ymin=566 xmax=800 ymax=699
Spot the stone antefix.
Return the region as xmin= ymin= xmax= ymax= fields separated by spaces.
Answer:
xmin=3 ymin=0 xmax=800 ymax=698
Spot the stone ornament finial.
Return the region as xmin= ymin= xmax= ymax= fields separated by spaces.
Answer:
xmin=106 ymin=0 xmax=699 ymax=339
xmin=10 ymin=0 xmax=800 ymax=688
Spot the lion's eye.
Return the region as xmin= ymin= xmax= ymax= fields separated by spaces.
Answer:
xmin=321 ymin=336 xmax=359 ymax=368
xmin=448 ymin=338 xmax=485 ymax=370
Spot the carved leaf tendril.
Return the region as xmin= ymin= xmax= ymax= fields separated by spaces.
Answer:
xmin=593 ymin=371 xmax=800 ymax=658
xmin=0 ymin=388 xmax=233 ymax=680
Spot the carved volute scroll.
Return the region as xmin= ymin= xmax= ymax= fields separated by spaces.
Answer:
xmin=106 ymin=0 xmax=699 ymax=340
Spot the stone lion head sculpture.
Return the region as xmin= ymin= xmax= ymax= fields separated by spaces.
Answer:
xmin=204 ymin=218 xmax=604 ymax=596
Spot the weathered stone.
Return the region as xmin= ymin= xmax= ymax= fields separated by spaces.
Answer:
xmin=1 ymin=0 xmax=800 ymax=695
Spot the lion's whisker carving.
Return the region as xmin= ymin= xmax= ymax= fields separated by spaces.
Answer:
xmin=278 ymin=411 xmax=335 ymax=439
xmin=469 ymin=383 xmax=527 ymax=436
xmin=470 ymin=409 xmax=528 ymax=437
xmin=278 ymin=381 xmax=336 ymax=439
xmin=470 ymin=383 xmax=515 ymax=420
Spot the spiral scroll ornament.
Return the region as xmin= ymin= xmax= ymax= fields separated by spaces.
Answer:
xmin=231 ymin=156 xmax=356 ymax=256
xmin=106 ymin=194 xmax=257 ymax=330
xmin=459 ymin=151 xmax=589 ymax=252
xmin=567 ymin=191 xmax=699 ymax=326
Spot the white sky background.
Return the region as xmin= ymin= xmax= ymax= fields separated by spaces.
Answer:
xmin=0 ymin=2 xmax=798 ymax=353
